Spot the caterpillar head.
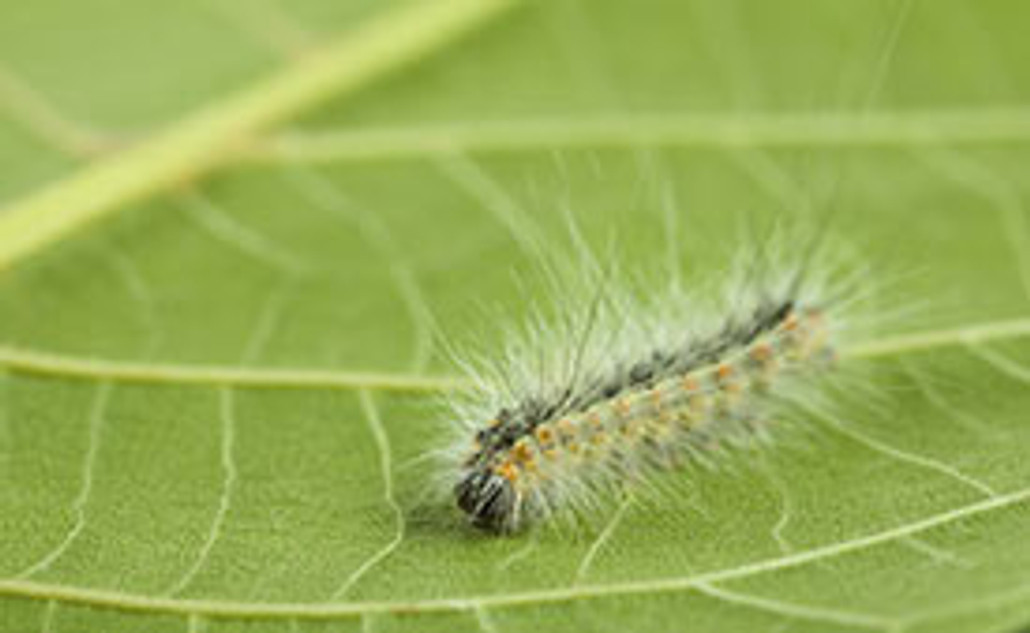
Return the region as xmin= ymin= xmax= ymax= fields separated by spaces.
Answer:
xmin=454 ymin=468 xmax=519 ymax=532
xmin=451 ymin=405 xmax=534 ymax=532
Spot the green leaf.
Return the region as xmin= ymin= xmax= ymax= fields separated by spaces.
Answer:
xmin=2 ymin=1 xmax=1030 ymax=632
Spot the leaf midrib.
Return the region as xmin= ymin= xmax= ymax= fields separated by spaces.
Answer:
xmin=0 ymin=0 xmax=522 ymax=274
xmin=243 ymin=106 xmax=1030 ymax=164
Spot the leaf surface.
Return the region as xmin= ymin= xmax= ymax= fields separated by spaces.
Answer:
xmin=2 ymin=2 xmax=1030 ymax=632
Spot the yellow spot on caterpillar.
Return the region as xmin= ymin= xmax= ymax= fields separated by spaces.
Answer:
xmin=512 ymin=439 xmax=533 ymax=463
xmin=535 ymin=425 xmax=555 ymax=445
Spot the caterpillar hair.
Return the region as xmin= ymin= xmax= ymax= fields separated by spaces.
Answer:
xmin=436 ymin=221 xmax=877 ymax=534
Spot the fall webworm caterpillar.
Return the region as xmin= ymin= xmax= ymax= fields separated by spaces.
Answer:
xmin=427 ymin=0 xmax=916 ymax=535
xmin=432 ymin=206 xmax=886 ymax=535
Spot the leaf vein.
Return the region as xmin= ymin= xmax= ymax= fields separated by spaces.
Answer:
xmin=180 ymin=191 xmax=310 ymax=276
xmin=330 ymin=390 xmax=405 ymax=600
xmin=806 ymin=405 xmax=998 ymax=499
xmin=574 ymin=495 xmax=632 ymax=585
xmin=0 ymin=64 xmax=110 ymax=158
xmin=966 ymin=341 xmax=1030 ymax=384
xmin=917 ymin=146 xmax=1030 ymax=304
xmin=3 ymin=483 xmax=1029 ymax=619
xmin=0 ymin=0 xmax=522 ymax=273
xmin=692 ymin=580 xmax=893 ymax=630
xmin=0 ymin=317 xmax=1026 ymax=392
xmin=244 ymin=108 xmax=1030 ymax=165
xmin=283 ymin=167 xmax=436 ymax=373
xmin=163 ymin=388 xmax=238 ymax=597
xmin=474 ymin=605 xmax=501 ymax=633
xmin=15 ymin=382 xmax=112 ymax=579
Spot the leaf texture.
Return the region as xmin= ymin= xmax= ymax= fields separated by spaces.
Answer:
xmin=1 ymin=1 xmax=1030 ymax=632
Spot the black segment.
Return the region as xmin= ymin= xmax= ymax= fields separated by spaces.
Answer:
xmin=455 ymin=471 xmax=517 ymax=532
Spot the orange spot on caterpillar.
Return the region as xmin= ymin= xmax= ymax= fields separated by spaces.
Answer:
xmin=557 ymin=418 xmax=576 ymax=439
xmin=497 ymin=462 xmax=518 ymax=482
xmin=750 ymin=343 xmax=773 ymax=363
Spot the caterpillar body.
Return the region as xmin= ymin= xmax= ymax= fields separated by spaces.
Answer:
xmin=444 ymin=242 xmax=856 ymax=534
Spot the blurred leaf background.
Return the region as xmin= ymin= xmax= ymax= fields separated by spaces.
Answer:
xmin=2 ymin=0 xmax=1030 ymax=631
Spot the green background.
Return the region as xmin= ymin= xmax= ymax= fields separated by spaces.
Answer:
xmin=2 ymin=0 xmax=1030 ymax=631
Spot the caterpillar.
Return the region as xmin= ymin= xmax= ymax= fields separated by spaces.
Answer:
xmin=440 ymin=230 xmax=865 ymax=534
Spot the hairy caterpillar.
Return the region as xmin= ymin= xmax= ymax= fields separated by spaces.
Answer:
xmin=422 ymin=0 xmax=915 ymax=535
xmin=439 ymin=228 xmax=867 ymax=534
